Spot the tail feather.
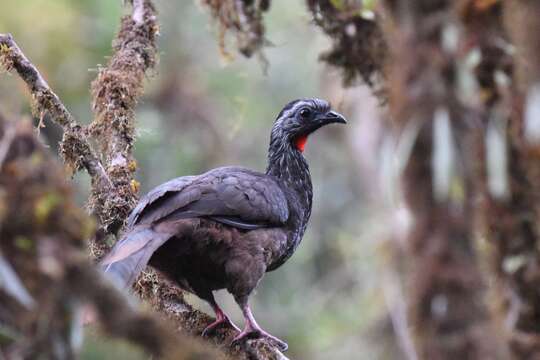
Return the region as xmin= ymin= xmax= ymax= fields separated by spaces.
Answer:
xmin=100 ymin=225 xmax=172 ymax=289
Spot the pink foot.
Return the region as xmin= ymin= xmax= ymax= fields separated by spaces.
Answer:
xmin=203 ymin=295 xmax=241 ymax=337
xmin=202 ymin=315 xmax=241 ymax=337
xmin=231 ymin=328 xmax=288 ymax=352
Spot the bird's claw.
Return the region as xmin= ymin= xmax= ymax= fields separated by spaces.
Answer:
xmin=202 ymin=317 xmax=241 ymax=337
xmin=230 ymin=329 xmax=288 ymax=352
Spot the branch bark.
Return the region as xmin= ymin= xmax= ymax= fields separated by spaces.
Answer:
xmin=88 ymin=0 xmax=158 ymax=237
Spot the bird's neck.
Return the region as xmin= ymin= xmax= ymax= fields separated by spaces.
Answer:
xmin=266 ymin=142 xmax=313 ymax=229
xmin=265 ymin=142 xmax=313 ymax=270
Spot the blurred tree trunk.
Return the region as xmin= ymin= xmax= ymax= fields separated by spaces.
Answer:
xmin=312 ymin=0 xmax=540 ymax=357
xmin=484 ymin=1 xmax=540 ymax=357
xmin=380 ymin=1 xmax=506 ymax=358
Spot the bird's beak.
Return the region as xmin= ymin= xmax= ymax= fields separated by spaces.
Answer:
xmin=319 ymin=110 xmax=347 ymax=125
xmin=304 ymin=110 xmax=347 ymax=136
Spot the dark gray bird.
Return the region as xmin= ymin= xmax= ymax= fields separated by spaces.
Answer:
xmin=101 ymin=98 xmax=346 ymax=351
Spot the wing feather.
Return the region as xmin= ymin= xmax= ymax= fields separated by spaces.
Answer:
xmin=127 ymin=167 xmax=289 ymax=230
xmin=126 ymin=176 xmax=197 ymax=227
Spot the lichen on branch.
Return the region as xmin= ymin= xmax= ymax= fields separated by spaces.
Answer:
xmin=89 ymin=0 xmax=159 ymax=236
xmin=0 ymin=34 xmax=111 ymax=188
xmin=201 ymin=0 xmax=271 ymax=59
xmin=306 ymin=0 xmax=387 ymax=90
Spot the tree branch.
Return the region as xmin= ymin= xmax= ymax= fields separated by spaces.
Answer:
xmin=88 ymin=0 xmax=158 ymax=236
xmin=0 ymin=34 xmax=112 ymax=188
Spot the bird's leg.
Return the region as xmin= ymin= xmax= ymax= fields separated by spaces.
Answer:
xmin=202 ymin=293 xmax=241 ymax=337
xmin=231 ymin=300 xmax=288 ymax=352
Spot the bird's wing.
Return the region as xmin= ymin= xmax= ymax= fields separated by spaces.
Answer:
xmin=129 ymin=167 xmax=289 ymax=230
xmin=126 ymin=175 xmax=197 ymax=227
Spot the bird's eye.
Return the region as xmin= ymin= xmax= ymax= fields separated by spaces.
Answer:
xmin=299 ymin=108 xmax=311 ymax=119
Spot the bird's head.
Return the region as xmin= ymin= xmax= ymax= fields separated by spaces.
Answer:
xmin=270 ymin=98 xmax=347 ymax=153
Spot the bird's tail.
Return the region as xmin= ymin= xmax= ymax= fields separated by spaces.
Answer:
xmin=100 ymin=224 xmax=173 ymax=289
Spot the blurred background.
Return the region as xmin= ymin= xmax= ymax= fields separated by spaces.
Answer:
xmin=0 ymin=1 xmax=392 ymax=359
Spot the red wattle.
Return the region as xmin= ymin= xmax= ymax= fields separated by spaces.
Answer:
xmin=295 ymin=135 xmax=308 ymax=152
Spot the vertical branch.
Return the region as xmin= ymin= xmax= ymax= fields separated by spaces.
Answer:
xmin=89 ymin=0 xmax=158 ymax=237
xmin=382 ymin=1 xmax=505 ymax=358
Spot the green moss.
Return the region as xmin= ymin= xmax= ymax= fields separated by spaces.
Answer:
xmin=329 ymin=0 xmax=345 ymax=10
xmin=81 ymin=329 xmax=147 ymax=360
xmin=0 ymin=324 xmax=20 ymax=346
xmin=14 ymin=236 xmax=34 ymax=251
xmin=34 ymin=192 xmax=62 ymax=224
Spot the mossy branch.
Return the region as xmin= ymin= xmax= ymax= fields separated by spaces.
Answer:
xmin=88 ymin=0 xmax=158 ymax=236
xmin=0 ymin=33 xmax=112 ymax=190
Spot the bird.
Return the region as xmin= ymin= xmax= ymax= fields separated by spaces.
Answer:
xmin=101 ymin=98 xmax=346 ymax=351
